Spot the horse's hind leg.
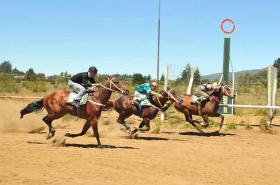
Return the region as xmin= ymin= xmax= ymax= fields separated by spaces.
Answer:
xmin=117 ymin=113 xmax=132 ymax=130
xmin=43 ymin=116 xmax=56 ymax=139
xmin=65 ymin=120 xmax=91 ymax=138
xmin=43 ymin=112 xmax=66 ymax=139
xmin=184 ymin=112 xmax=204 ymax=133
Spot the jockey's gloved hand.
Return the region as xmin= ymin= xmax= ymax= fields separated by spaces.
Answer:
xmin=86 ymin=87 xmax=95 ymax=93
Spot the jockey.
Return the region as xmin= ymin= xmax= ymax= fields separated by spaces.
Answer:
xmin=133 ymin=82 xmax=159 ymax=108
xmin=68 ymin=66 xmax=99 ymax=108
xmin=194 ymin=82 xmax=219 ymax=114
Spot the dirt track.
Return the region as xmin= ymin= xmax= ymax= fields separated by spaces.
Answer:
xmin=1 ymin=99 xmax=280 ymax=185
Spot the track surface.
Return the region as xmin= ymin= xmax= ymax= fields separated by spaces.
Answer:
xmin=0 ymin=99 xmax=280 ymax=185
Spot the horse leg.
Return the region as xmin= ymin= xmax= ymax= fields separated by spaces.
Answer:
xmin=213 ymin=113 xmax=224 ymax=132
xmin=117 ymin=113 xmax=132 ymax=130
xmin=43 ymin=112 xmax=66 ymax=139
xmin=201 ymin=114 xmax=209 ymax=128
xmin=130 ymin=120 xmax=144 ymax=136
xmin=130 ymin=118 xmax=150 ymax=137
xmin=42 ymin=116 xmax=56 ymax=140
xmin=91 ymin=118 xmax=102 ymax=148
xmin=184 ymin=112 xmax=204 ymax=133
xmin=65 ymin=120 xmax=91 ymax=138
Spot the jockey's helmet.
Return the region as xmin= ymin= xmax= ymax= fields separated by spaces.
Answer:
xmin=88 ymin=66 xmax=98 ymax=73
xmin=212 ymin=82 xmax=219 ymax=89
xmin=151 ymin=82 xmax=159 ymax=88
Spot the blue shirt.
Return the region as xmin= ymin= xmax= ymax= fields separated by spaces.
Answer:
xmin=135 ymin=83 xmax=152 ymax=94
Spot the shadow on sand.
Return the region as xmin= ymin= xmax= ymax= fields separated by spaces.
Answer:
xmin=179 ymin=131 xmax=236 ymax=137
xmin=27 ymin=141 xmax=138 ymax=149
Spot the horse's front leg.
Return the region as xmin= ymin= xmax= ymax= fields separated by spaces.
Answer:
xmin=211 ymin=112 xmax=224 ymax=132
xmin=201 ymin=114 xmax=209 ymax=128
xmin=91 ymin=118 xmax=102 ymax=148
xmin=130 ymin=116 xmax=149 ymax=136
xmin=65 ymin=120 xmax=91 ymax=138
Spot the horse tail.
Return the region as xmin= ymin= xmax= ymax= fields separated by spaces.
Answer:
xmin=20 ymin=99 xmax=44 ymax=119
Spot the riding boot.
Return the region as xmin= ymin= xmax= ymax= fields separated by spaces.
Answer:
xmin=133 ymin=100 xmax=141 ymax=111
xmin=73 ymin=99 xmax=81 ymax=116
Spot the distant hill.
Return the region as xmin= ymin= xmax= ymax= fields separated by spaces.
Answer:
xmin=201 ymin=68 xmax=265 ymax=81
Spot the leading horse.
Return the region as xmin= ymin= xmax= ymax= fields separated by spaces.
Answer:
xmin=20 ymin=76 xmax=128 ymax=147
xmin=174 ymin=84 xmax=234 ymax=133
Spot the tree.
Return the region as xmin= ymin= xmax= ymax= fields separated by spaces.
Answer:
xmin=194 ymin=68 xmax=201 ymax=85
xmin=180 ymin=63 xmax=191 ymax=81
xmin=0 ymin=61 xmax=12 ymax=73
xmin=12 ymin=68 xmax=25 ymax=75
xmin=25 ymin=68 xmax=36 ymax=80
xmin=160 ymin=74 xmax=164 ymax=81
xmin=132 ymin=73 xmax=146 ymax=85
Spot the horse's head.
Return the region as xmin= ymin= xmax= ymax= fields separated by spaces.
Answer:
xmin=220 ymin=84 xmax=235 ymax=98
xmin=161 ymin=88 xmax=183 ymax=104
xmin=103 ymin=76 xmax=129 ymax=95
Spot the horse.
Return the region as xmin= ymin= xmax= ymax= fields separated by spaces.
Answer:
xmin=114 ymin=89 xmax=182 ymax=136
xmin=20 ymin=76 xmax=128 ymax=147
xmin=174 ymin=84 xmax=234 ymax=133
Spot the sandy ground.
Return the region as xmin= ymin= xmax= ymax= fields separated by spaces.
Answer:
xmin=0 ymin=99 xmax=280 ymax=185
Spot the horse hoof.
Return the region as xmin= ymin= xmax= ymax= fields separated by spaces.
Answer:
xmin=97 ymin=145 xmax=104 ymax=149
xmin=65 ymin=133 xmax=71 ymax=137
xmin=46 ymin=135 xmax=54 ymax=140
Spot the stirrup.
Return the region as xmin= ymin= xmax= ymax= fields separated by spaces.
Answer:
xmin=197 ymin=102 xmax=202 ymax=115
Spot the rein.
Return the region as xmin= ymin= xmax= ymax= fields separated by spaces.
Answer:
xmin=98 ymin=80 xmax=124 ymax=94
xmin=86 ymin=79 xmax=124 ymax=107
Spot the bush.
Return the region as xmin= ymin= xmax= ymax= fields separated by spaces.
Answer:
xmin=226 ymin=122 xmax=237 ymax=130
xmin=259 ymin=116 xmax=271 ymax=132
xmin=22 ymin=81 xmax=47 ymax=92
xmin=245 ymin=124 xmax=253 ymax=130
xmin=0 ymin=73 xmax=20 ymax=93
xmin=254 ymin=109 xmax=267 ymax=116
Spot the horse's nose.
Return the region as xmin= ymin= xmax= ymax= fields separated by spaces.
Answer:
xmin=123 ymin=89 xmax=129 ymax=95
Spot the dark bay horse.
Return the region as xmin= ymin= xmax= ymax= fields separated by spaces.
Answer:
xmin=114 ymin=89 xmax=182 ymax=136
xmin=174 ymin=84 xmax=234 ymax=133
xmin=20 ymin=76 xmax=128 ymax=147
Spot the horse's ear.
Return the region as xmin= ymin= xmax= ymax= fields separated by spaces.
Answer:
xmin=107 ymin=75 xmax=112 ymax=80
xmin=166 ymin=87 xmax=170 ymax=90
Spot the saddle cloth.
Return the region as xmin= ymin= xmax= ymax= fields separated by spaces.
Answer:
xmin=190 ymin=95 xmax=199 ymax=104
xmin=67 ymin=92 xmax=89 ymax=106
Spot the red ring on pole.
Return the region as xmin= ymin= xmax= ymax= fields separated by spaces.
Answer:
xmin=221 ymin=19 xmax=236 ymax=35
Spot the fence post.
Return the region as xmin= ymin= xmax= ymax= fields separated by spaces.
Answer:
xmin=186 ymin=68 xmax=195 ymax=95
xmin=267 ymin=65 xmax=277 ymax=126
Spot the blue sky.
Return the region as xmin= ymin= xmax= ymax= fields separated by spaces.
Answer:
xmin=0 ymin=0 xmax=279 ymax=78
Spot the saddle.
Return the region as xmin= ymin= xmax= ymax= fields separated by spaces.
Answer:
xmin=67 ymin=92 xmax=89 ymax=107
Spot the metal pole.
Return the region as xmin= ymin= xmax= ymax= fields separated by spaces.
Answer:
xmin=223 ymin=37 xmax=230 ymax=83
xmin=164 ymin=65 xmax=168 ymax=91
xmin=156 ymin=0 xmax=161 ymax=82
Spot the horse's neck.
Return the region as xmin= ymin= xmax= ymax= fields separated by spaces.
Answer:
xmin=209 ymin=93 xmax=222 ymax=104
xmin=93 ymin=88 xmax=112 ymax=104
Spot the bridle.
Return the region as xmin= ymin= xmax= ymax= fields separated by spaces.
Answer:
xmin=98 ymin=80 xmax=126 ymax=94
xmin=221 ymin=85 xmax=234 ymax=97
xmin=154 ymin=89 xmax=181 ymax=110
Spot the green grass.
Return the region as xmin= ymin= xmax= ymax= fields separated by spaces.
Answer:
xmin=226 ymin=122 xmax=237 ymax=130
xmin=245 ymin=124 xmax=253 ymax=130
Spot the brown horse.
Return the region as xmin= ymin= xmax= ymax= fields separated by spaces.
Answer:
xmin=114 ymin=89 xmax=182 ymax=136
xmin=174 ymin=84 xmax=234 ymax=133
xmin=20 ymin=76 xmax=128 ymax=147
